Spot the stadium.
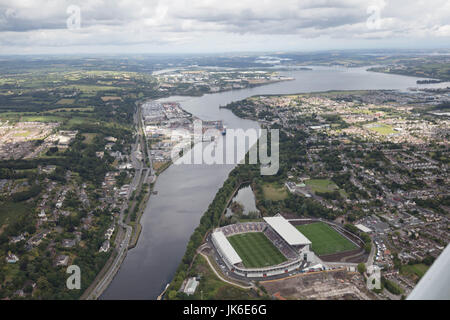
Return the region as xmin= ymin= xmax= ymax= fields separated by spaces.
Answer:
xmin=209 ymin=214 xmax=366 ymax=279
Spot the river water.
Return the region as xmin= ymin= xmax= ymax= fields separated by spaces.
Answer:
xmin=102 ymin=66 xmax=427 ymax=299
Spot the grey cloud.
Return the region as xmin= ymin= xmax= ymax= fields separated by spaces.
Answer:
xmin=0 ymin=0 xmax=449 ymax=53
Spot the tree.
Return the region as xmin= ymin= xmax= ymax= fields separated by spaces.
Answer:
xmin=167 ymin=290 xmax=177 ymax=300
xmin=357 ymin=263 xmax=366 ymax=274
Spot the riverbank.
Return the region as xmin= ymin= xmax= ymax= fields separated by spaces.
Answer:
xmin=368 ymin=66 xmax=450 ymax=82
xmin=127 ymin=158 xmax=175 ymax=250
xmin=128 ymin=183 xmax=152 ymax=249
xmin=164 ymin=163 xmax=260 ymax=298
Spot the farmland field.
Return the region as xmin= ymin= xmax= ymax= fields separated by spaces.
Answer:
xmin=56 ymin=98 xmax=75 ymax=105
xmin=20 ymin=115 xmax=65 ymax=123
xmin=59 ymin=85 xmax=122 ymax=96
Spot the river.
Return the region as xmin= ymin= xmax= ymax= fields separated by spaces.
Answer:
xmin=101 ymin=66 xmax=428 ymax=299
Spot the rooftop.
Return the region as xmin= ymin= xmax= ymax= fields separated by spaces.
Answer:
xmin=355 ymin=224 xmax=372 ymax=233
xmin=212 ymin=230 xmax=242 ymax=265
xmin=264 ymin=215 xmax=312 ymax=246
xmin=184 ymin=277 xmax=199 ymax=296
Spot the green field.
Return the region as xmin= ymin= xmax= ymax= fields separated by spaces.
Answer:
xmin=67 ymin=116 xmax=94 ymax=126
xmin=305 ymin=178 xmax=347 ymax=198
xmin=228 ymin=232 xmax=286 ymax=268
xmin=59 ymin=85 xmax=122 ymax=96
xmin=400 ymin=263 xmax=429 ymax=279
xmin=49 ymin=107 xmax=94 ymax=113
xmin=186 ymin=255 xmax=254 ymax=300
xmin=261 ymin=182 xmax=288 ymax=201
xmin=296 ymin=222 xmax=357 ymax=255
xmin=13 ymin=131 xmax=32 ymax=137
xmin=0 ymin=202 xmax=31 ymax=229
xmin=20 ymin=115 xmax=66 ymax=123
xmin=366 ymin=123 xmax=396 ymax=135
xmin=81 ymin=133 xmax=98 ymax=144
xmin=305 ymin=179 xmax=339 ymax=193
xmin=56 ymin=98 xmax=75 ymax=105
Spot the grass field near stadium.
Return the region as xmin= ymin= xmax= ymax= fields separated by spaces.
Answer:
xmin=304 ymin=179 xmax=339 ymax=193
xmin=296 ymin=222 xmax=358 ymax=255
xmin=228 ymin=232 xmax=287 ymax=268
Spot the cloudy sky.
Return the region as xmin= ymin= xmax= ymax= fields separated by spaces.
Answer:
xmin=0 ymin=0 xmax=449 ymax=54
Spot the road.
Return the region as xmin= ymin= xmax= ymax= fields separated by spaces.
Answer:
xmin=87 ymin=221 xmax=132 ymax=299
xmin=198 ymin=251 xmax=253 ymax=290
xmin=84 ymin=102 xmax=151 ymax=300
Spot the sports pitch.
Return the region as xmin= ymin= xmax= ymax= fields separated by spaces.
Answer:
xmin=305 ymin=179 xmax=339 ymax=193
xmin=228 ymin=232 xmax=287 ymax=268
xmin=296 ymin=222 xmax=358 ymax=255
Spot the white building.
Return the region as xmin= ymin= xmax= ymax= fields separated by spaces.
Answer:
xmin=6 ymin=253 xmax=19 ymax=264
xmin=211 ymin=230 xmax=242 ymax=267
xmin=263 ymin=215 xmax=312 ymax=249
xmin=183 ymin=277 xmax=199 ymax=296
xmin=355 ymin=224 xmax=372 ymax=233
xmin=99 ymin=240 xmax=110 ymax=253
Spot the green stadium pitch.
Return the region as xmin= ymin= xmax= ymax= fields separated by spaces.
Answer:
xmin=296 ymin=222 xmax=358 ymax=255
xmin=228 ymin=232 xmax=287 ymax=268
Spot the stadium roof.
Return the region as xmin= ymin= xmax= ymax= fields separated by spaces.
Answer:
xmin=212 ymin=231 xmax=242 ymax=265
xmin=264 ymin=216 xmax=312 ymax=246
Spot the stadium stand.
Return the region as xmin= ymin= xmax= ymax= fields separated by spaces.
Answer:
xmin=211 ymin=221 xmax=314 ymax=278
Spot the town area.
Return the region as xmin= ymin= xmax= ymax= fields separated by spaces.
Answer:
xmin=173 ymin=89 xmax=449 ymax=300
